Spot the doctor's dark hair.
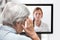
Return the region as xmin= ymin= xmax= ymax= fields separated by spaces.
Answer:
xmin=33 ymin=7 xmax=43 ymax=14
xmin=33 ymin=7 xmax=43 ymax=26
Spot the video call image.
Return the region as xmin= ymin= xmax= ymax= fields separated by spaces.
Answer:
xmin=25 ymin=4 xmax=53 ymax=33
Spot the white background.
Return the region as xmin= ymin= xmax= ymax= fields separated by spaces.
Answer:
xmin=0 ymin=0 xmax=59 ymax=40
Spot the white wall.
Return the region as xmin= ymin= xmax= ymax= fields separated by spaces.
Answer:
xmin=11 ymin=0 xmax=53 ymax=4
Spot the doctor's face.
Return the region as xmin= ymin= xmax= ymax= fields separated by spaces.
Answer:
xmin=33 ymin=10 xmax=43 ymax=21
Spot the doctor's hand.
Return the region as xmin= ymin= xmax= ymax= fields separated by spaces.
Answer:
xmin=22 ymin=18 xmax=40 ymax=40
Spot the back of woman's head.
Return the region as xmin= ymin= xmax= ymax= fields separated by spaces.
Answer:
xmin=2 ymin=2 xmax=30 ymax=26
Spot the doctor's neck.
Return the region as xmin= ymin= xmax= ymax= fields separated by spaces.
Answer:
xmin=35 ymin=20 xmax=41 ymax=27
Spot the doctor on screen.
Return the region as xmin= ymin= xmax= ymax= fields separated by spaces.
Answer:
xmin=33 ymin=7 xmax=49 ymax=32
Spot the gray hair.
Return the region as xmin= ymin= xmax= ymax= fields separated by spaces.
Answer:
xmin=2 ymin=2 xmax=30 ymax=26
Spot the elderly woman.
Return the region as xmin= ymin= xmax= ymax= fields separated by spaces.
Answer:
xmin=0 ymin=2 xmax=40 ymax=40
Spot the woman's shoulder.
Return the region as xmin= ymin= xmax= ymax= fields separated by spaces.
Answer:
xmin=3 ymin=33 xmax=31 ymax=40
xmin=0 ymin=31 xmax=31 ymax=40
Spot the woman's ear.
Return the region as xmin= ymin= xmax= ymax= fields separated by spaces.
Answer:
xmin=15 ymin=22 xmax=20 ymax=26
xmin=23 ymin=17 xmax=28 ymax=22
xmin=17 ymin=22 xmax=20 ymax=24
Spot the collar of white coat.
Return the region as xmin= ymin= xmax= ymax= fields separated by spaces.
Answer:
xmin=34 ymin=21 xmax=43 ymax=27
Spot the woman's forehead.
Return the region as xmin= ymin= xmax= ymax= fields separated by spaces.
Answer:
xmin=34 ymin=10 xmax=42 ymax=14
